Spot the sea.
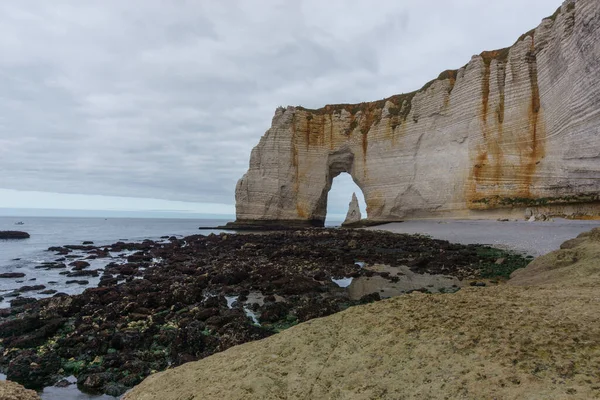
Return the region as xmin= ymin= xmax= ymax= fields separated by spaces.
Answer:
xmin=0 ymin=217 xmax=231 ymax=308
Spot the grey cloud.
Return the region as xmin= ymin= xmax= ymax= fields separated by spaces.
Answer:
xmin=0 ymin=0 xmax=561 ymax=215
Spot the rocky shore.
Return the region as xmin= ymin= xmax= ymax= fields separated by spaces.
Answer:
xmin=0 ymin=229 xmax=529 ymax=396
xmin=124 ymin=228 xmax=600 ymax=400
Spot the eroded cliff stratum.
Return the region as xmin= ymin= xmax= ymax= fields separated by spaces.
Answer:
xmin=234 ymin=0 xmax=600 ymax=227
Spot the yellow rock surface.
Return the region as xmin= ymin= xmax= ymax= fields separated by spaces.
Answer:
xmin=0 ymin=380 xmax=40 ymax=400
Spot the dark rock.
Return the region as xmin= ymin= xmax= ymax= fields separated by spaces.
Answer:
xmin=0 ymin=314 xmax=42 ymax=337
xmin=104 ymin=381 xmax=128 ymax=397
xmin=65 ymin=280 xmax=89 ymax=285
xmin=64 ymin=245 xmax=96 ymax=251
xmin=195 ymin=307 xmax=220 ymax=321
xmin=4 ymin=318 xmax=66 ymax=348
xmin=81 ymin=372 xmax=114 ymax=390
xmin=7 ymin=350 xmax=61 ymax=389
xmin=18 ymin=285 xmax=46 ymax=292
xmin=48 ymin=246 xmax=66 ymax=252
xmin=313 ymin=271 xmax=326 ymax=281
xmin=66 ymin=270 xmax=99 ymax=278
xmin=0 ymin=272 xmax=26 ymax=278
xmin=39 ymin=290 xmax=58 ymax=295
xmin=0 ymin=231 xmax=30 ymax=239
xmin=9 ymin=297 xmax=37 ymax=308
xmin=203 ymin=295 xmax=226 ymax=309
xmin=55 ymin=378 xmax=72 ymax=387
xmin=259 ymin=302 xmax=290 ymax=323
xmin=69 ymin=261 xmax=90 ymax=270
xmin=127 ymin=254 xmax=152 ymax=263
xmin=470 ymin=281 xmax=487 ymax=287
xmin=47 ymin=263 xmax=67 ymax=269
xmin=82 ymin=241 xmax=94 ymax=245
xmin=359 ymin=292 xmax=381 ymax=303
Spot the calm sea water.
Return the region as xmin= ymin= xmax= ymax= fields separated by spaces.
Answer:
xmin=0 ymin=217 xmax=230 ymax=307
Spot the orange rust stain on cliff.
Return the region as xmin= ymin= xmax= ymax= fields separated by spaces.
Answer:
xmin=365 ymin=195 xmax=384 ymax=218
xmin=472 ymin=151 xmax=489 ymax=183
xmin=359 ymin=106 xmax=381 ymax=136
xmin=466 ymin=150 xmax=489 ymax=208
xmin=496 ymin=92 xmax=505 ymax=125
xmin=467 ymin=38 xmax=546 ymax=209
xmin=296 ymin=203 xmax=307 ymax=218
xmin=447 ymin=70 xmax=456 ymax=89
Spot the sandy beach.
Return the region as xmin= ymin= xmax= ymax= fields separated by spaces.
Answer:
xmin=368 ymin=219 xmax=600 ymax=256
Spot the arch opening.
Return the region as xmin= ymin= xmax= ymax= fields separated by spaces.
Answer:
xmin=309 ymin=148 xmax=368 ymax=226
xmin=324 ymin=173 xmax=367 ymax=226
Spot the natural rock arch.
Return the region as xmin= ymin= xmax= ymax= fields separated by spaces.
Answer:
xmin=231 ymin=0 xmax=600 ymax=228
xmin=313 ymin=148 xmax=366 ymax=224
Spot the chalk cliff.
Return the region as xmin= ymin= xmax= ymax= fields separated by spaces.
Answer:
xmin=233 ymin=0 xmax=600 ymax=227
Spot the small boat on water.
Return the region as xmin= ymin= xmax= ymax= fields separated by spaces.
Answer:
xmin=14 ymin=221 xmax=24 ymax=225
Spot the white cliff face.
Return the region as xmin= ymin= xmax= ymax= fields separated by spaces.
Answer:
xmin=235 ymin=0 xmax=600 ymax=226
xmin=342 ymin=193 xmax=362 ymax=226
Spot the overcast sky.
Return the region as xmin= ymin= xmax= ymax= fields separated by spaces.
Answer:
xmin=0 ymin=0 xmax=561 ymax=218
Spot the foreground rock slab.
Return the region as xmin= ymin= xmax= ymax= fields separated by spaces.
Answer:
xmin=124 ymin=229 xmax=600 ymax=400
xmin=0 ymin=380 xmax=40 ymax=400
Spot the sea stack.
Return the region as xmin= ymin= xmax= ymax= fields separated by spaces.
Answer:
xmin=231 ymin=0 xmax=600 ymax=228
xmin=342 ymin=193 xmax=361 ymax=226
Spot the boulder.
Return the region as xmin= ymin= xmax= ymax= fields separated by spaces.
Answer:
xmin=0 ymin=231 xmax=30 ymax=239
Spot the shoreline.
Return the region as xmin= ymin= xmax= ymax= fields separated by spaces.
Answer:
xmin=0 ymin=228 xmax=529 ymax=397
xmin=367 ymin=218 xmax=600 ymax=256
